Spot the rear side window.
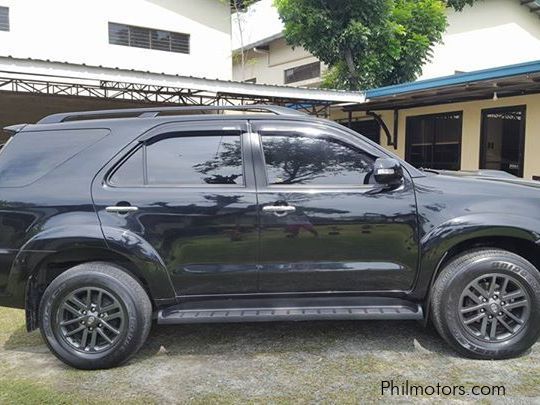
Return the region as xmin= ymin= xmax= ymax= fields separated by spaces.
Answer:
xmin=0 ymin=129 xmax=109 ymax=187
xmin=109 ymin=131 xmax=243 ymax=186
xmin=109 ymin=147 xmax=144 ymax=186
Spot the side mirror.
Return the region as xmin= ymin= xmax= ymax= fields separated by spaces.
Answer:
xmin=373 ymin=158 xmax=403 ymax=185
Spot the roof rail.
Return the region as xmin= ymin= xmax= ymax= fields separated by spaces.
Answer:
xmin=3 ymin=124 xmax=27 ymax=135
xmin=37 ymin=105 xmax=305 ymax=124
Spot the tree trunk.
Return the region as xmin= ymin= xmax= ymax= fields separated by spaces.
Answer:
xmin=344 ymin=47 xmax=357 ymax=87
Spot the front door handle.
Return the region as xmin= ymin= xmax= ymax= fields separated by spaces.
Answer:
xmin=262 ymin=205 xmax=296 ymax=217
xmin=105 ymin=205 xmax=139 ymax=214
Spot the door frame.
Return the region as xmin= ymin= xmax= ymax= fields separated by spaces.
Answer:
xmin=248 ymin=119 xmax=393 ymax=190
xmin=479 ymin=105 xmax=526 ymax=177
xmin=92 ymin=118 xmax=261 ymax=297
xmin=104 ymin=119 xmax=256 ymax=189
xmin=248 ymin=119 xmax=419 ymax=294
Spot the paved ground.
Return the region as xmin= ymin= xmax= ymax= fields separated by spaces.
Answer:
xmin=1 ymin=307 xmax=539 ymax=404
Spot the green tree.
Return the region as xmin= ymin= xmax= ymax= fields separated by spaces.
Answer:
xmin=274 ymin=0 xmax=449 ymax=90
xmin=446 ymin=0 xmax=478 ymax=11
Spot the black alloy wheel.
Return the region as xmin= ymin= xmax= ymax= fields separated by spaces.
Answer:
xmin=431 ymin=249 xmax=540 ymax=359
xmin=458 ymin=273 xmax=530 ymax=342
xmin=40 ymin=262 xmax=152 ymax=369
xmin=56 ymin=287 xmax=127 ymax=353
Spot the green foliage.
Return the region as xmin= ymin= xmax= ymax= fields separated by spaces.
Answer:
xmin=230 ymin=0 xmax=258 ymax=12
xmin=446 ymin=0 xmax=478 ymax=11
xmin=274 ymin=0 xmax=448 ymax=90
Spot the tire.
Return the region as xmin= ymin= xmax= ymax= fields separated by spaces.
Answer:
xmin=431 ymin=248 xmax=540 ymax=359
xmin=39 ymin=262 xmax=152 ymax=369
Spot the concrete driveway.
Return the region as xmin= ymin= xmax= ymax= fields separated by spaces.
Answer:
xmin=0 ymin=307 xmax=538 ymax=403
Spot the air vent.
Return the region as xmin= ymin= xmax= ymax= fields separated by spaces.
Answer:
xmin=108 ymin=22 xmax=190 ymax=54
xmin=0 ymin=7 xmax=9 ymax=32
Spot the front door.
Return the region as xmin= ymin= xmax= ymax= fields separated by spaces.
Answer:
xmin=250 ymin=120 xmax=419 ymax=293
xmin=480 ymin=106 xmax=526 ymax=177
xmin=92 ymin=120 xmax=259 ymax=295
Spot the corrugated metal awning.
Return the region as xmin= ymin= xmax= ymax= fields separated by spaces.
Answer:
xmin=0 ymin=56 xmax=365 ymax=104
xmin=346 ymin=59 xmax=540 ymax=111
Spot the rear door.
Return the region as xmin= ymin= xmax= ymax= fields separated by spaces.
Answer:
xmin=92 ymin=120 xmax=259 ymax=295
xmin=251 ymin=120 xmax=419 ymax=293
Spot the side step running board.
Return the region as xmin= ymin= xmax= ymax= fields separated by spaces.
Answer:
xmin=158 ymin=303 xmax=423 ymax=324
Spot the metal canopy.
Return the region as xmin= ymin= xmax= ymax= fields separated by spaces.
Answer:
xmin=346 ymin=59 xmax=540 ymax=111
xmin=0 ymin=56 xmax=365 ymax=118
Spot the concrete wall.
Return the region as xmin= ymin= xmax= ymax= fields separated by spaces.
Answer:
xmin=233 ymin=37 xmax=322 ymax=85
xmin=331 ymin=93 xmax=540 ymax=180
xmin=422 ymin=0 xmax=540 ymax=79
xmin=0 ymin=0 xmax=232 ymax=79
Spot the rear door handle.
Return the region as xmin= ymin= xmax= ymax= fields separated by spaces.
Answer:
xmin=262 ymin=205 xmax=296 ymax=217
xmin=105 ymin=206 xmax=139 ymax=213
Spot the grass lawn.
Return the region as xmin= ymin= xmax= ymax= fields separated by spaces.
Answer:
xmin=1 ymin=306 xmax=539 ymax=403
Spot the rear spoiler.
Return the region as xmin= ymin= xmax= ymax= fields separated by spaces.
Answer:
xmin=3 ymin=124 xmax=27 ymax=136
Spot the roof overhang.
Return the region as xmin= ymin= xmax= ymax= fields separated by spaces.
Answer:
xmin=345 ymin=59 xmax=540 ymax=111
xmin=233 ymin=32 xmax=284 ymax=52
xmin=0 ymin=56 xmax=365 ymax=105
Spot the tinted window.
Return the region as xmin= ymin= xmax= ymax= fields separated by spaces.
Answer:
xmin=261 ymin=134 xmax=374 ymax=185
xmin=109 ymin=147 xmax=144 ymax=186
xmin=110 ymin=132 xmax=243 ymax=186
xmin=0 ymin=129 xmax=109 ymax=187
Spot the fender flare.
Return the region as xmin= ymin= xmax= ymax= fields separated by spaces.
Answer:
xmin=100 ymin=225 xmax=176 ymax=300
xmin=8 ymin=225 xmax=175 ymax=307
xmin=415 ymin=213 xmax=540 ymax=323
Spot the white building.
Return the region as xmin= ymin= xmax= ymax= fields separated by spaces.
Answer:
xmin=232 ymin=0 xmax=323 ymax=86
xmin=232 ymin=0 xmax=540 ymax=86
xmin=0 ymin=0 xmax=365 ymax=143
xmin=0 ymin=0 xmax=237 ymax=138
xmin=0 ymin=0 xmax=232 ymax=79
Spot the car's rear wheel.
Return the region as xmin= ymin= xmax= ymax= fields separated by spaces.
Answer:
xmin=431 ymin=248 xmax=540 ymax=359
xmin=39 ymin=262 xmax=152 ymax=369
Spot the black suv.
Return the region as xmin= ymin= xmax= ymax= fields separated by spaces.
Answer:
xmin=1 ymin=105 xmax=539 ymax=369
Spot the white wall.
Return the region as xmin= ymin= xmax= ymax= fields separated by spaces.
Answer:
xmin=233 ymin=37 xmax=323 ymax=85
xmin=232 ymin=0 xmax=283 ymax=50
xmin=232 ymin=0 xmax=540 ymax=86
xmin=0 ymin=0 xmax=232 ymax=80
xmin=421 ymin=0 xmax=540 ymax=79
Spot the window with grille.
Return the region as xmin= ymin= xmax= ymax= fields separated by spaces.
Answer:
xmin=284 ymin=62 xmax=320 ymax=84
xmin=0 ymin=7 xmax=9 ymax=32
xmin=405 ymin=112 xmax=463 ymax=170
xmin=108 ymin=23 xmax=190 ymax=54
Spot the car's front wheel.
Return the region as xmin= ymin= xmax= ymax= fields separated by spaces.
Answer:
xmin=39 ymin=262 xmax=152 ymax=369
xmin=431 ymin=248 xmax=540 ymax=359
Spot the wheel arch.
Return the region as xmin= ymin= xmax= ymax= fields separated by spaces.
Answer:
xmin=24 ymin=245 xmax=175 ymax=331
xmin=420 ymin=234 xmax=540 ymax=326
xmin=414 ymin=213 xmax=540 ymax=324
